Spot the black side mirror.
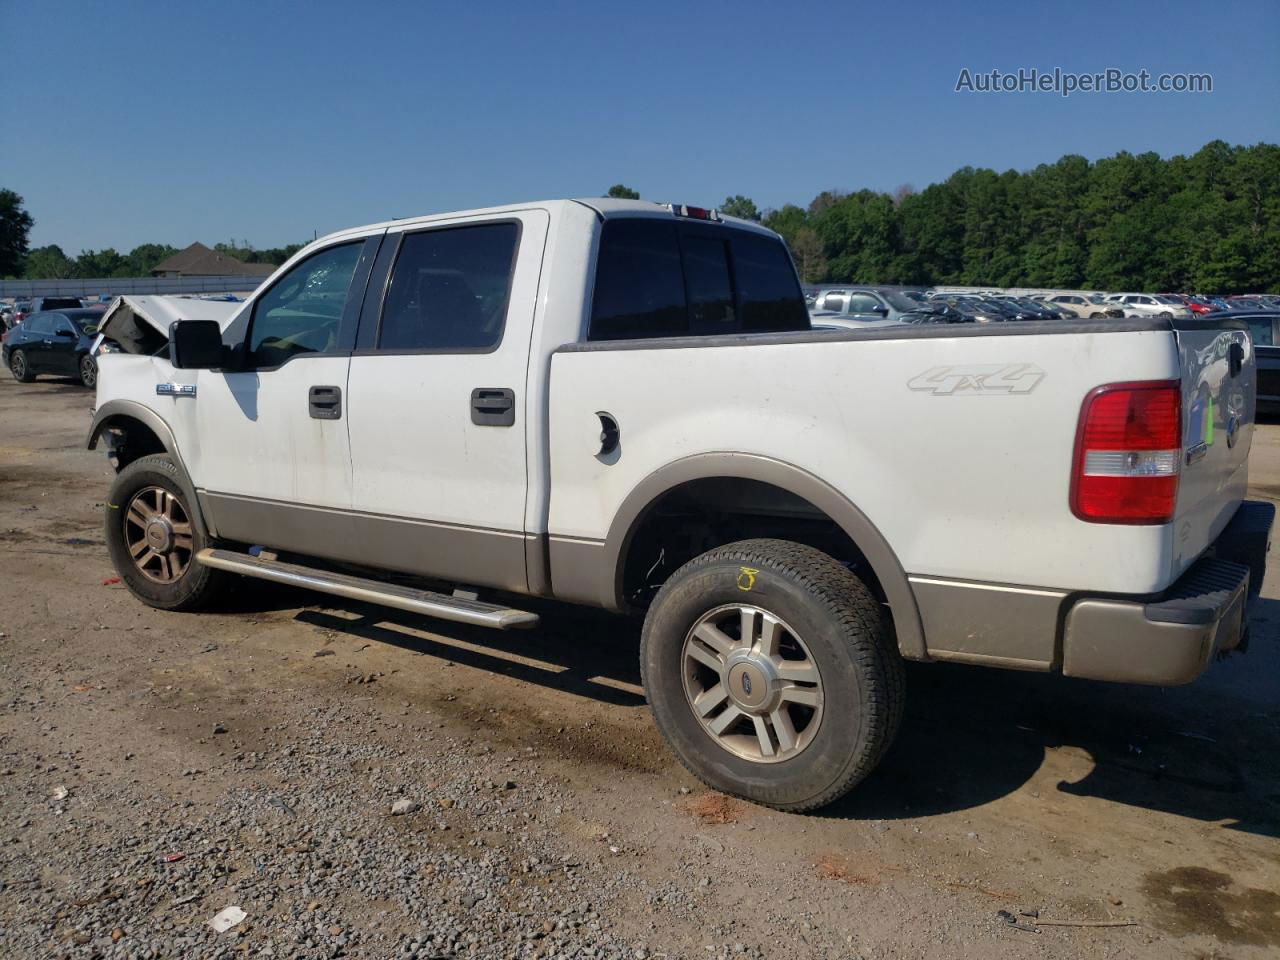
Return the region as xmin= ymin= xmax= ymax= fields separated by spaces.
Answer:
xmin=169 ymin=320 xmax=225 ymax=369
xmin=55 ymin=328 xmax=76 ymax=338
xmin=870 ymin=305 xmax=889 ymax=316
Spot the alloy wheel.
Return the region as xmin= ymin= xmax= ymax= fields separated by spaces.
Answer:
xmin=123 ymin=485 xmax=194 ymax=583
xmin=681 ymin=604 xmax=824 ymax=763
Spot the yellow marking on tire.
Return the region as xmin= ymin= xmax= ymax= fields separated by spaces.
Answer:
xmin=737 ymin=567 xmax=759 ymax=591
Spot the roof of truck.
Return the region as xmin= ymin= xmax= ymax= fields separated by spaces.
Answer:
xmin=313 ymin=198 xmax=779 ymax=248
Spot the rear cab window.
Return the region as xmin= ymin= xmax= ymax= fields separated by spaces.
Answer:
xmin=588 ymin=218 xmax=808 ymax=341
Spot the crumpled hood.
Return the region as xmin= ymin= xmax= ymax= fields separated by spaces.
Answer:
xmin=96 ymin=295 xmax=243 ymax=355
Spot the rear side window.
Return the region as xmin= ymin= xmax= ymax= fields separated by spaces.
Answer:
xmin=379 ymin=222 xmax=519 ymax=352
xmin=588 ymin=220 xmax=807 ymax=341
xmin=27 ymin=314 xmax=53 ymax=334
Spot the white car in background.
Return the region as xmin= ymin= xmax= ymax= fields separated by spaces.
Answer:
xmin=1106 ymin=293 xmax=1194 ymax=319
xmin=1043 ymin=293 xmax=1124 ymax=319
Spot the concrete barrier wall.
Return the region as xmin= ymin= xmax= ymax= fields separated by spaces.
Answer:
xmin=0 ymin=275 xmax=269 ymax=298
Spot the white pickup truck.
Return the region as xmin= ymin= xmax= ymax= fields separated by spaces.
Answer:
xmin=87 ymin=198 xmax=1272 ymax=811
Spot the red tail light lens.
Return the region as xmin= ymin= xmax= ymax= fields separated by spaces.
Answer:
xmin=1071 ymin=381 xmax=1181 ymax=524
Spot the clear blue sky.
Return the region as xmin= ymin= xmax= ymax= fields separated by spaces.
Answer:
xmin=3 ymin=0 xmax=1277 ymax=253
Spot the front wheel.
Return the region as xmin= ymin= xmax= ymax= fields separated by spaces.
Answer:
xmin=104 ymin=454 xmax=227 ymax=610
xmin=78 ymin=354 xmax=97 ymax=388
xmin=640 ymin=539 xmax=904 ymax=812
xmin=10 ymin=349 xmax=35 ymax=382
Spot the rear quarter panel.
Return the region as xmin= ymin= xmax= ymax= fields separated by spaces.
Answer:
xmin=548 ymin=328 xmax=1184 ymax=594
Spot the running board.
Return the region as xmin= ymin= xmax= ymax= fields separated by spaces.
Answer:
xmin=195 ymin=548 xmax=540 ymax=630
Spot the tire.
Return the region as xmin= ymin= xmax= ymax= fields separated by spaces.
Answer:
xmin=10 ymin=349 xmax=35 ymax=382
xmin=640 ymin=538 xmax=905 ymax=812
xmin=1089 ymin=312 xmax=1103 ymax=319
xmin=1158 ymin=311 xmax=1172 ymax=319
xmin=78 ymin=354 xmax=97 ymax=388
xmin=104 ymin=454 xmax=226 ymax=611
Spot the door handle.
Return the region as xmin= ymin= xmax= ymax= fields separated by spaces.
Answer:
xmin=471 ymin=387 xmax=515 ymax=426
xmin=308 ymin=385 xmax=342 ymax=420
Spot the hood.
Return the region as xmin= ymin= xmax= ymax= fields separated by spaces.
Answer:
xmin=96 ymin=295 xmax=242 ymax=355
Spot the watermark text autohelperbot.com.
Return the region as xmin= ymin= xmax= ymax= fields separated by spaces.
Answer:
xmin=955 ymin=67 xmax=1212 ymax=97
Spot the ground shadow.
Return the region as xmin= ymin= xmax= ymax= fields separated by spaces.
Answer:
xmin=294 ymin=597 xmax=647 ymax=708
xmin=222 ymin=578 xmax=1279 ymax=835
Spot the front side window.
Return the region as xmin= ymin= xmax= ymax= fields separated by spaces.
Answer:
xmin=379 ymin=222 xmax=519 ymax=352
xmin=52 ymin=315 xmax=77 ymax=336
xmin=820 ymin=294 xmax=844 ymax=312
xmin=27 ymin=314 xmax=53 ymax=335
xmin=247 ymin=242 xmax=362 ymax=367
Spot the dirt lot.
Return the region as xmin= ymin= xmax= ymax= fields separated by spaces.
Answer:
xmin=1 ymin=374 xmax=1277 ymax=960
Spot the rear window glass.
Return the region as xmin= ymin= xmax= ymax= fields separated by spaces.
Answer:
xmin=589 ymin=220 xmax=688 ymax=340
xmin=1248 ymin=319 xmax=1275 ymax=346
xmin=588 ymin=220 xmax=807 ymax=341
xmin=41 ymin=297 xmax=83 ymax=309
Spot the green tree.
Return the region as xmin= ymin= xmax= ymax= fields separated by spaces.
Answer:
xmin=23 ymin=244 xmax=75 ymax=279
xmin=124 ymin=243 xmax=179 ymax=276
xmin=0 ymin=189 xmax=34 ymax=277
xmin=75 ymin=248 xmax=126 ymax=278
xmin=788 ymin=227 xmax=827 ymax=283
xmin=720 ymin=195 xmax=761 ymax=221
xmin=606 ymin=184 xmax=640 ymax=199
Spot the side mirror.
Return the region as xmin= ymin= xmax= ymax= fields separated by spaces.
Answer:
xmin=870 ymin=305 xmax=889 ymax=316
xmin=168 ymin=320 xmax=225 ymax=369
xmin=55 ymin=328 xmax=76 ymax=338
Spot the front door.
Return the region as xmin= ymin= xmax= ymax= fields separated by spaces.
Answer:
xmin=48 ymin=314 xmax=82 ymax=374
xmin=184 ymin=236 xmax=382 ymax=555
xmin=345 ymin=210 xmax=548 ymax=592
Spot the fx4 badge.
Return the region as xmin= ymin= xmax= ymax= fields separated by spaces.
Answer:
xmin=907 ymin=363 xmax=1045 ymax=396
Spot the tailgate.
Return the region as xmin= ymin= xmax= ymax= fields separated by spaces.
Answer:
xmin=1172 ymin=319 xmax=1254 ymax=578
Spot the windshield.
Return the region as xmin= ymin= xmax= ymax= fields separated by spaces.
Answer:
xmin=880 ymin=290 xmax=921 ymax=312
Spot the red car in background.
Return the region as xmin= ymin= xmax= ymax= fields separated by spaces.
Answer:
xmin=1159 ymin=293 xmax=1213 ymax=315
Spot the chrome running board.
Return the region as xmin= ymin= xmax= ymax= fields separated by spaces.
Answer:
xmin=196 ymin=548 xmax=539 ymax=630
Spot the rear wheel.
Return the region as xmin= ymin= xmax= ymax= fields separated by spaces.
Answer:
xmin=78 ymin=354 xmax=97 ymax=388
xmin=104 ymin=454 xmax=226 ymax=610
xmin=641 ymin=538 xmax=904 ymax=811
xmin=10 ymin=349 xmax=34 ymax=382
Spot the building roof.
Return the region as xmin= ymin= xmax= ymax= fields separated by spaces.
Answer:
xmin=150 ymin=242 xmax=278 ymax=277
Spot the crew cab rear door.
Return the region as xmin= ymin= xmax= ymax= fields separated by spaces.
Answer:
xmin=344 ymin=209 xmax=549 ymax=593
xmin=1171 ymin=317 xmax=1255 ymax=576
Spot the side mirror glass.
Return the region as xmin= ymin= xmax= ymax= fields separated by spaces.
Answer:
xmin=55 ymin=327 xmax=77 ymax=337
xmin=168 ymin=320 xmax=225 ymax=369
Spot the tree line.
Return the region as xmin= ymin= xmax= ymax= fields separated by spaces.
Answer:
xmin=617 ymin=140 xmax=1280 ymax=293
xmin=4 ymin=140 xmax=1277 ymax=292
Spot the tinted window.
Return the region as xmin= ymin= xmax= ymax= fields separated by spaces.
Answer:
xmin=588 ymin=220 xmax=806 ymax=341
xmin=589 ymin=220 xmax=687 ymax=340
xmin=51 ymin=314 xmax=77 ymax=335
xmin=248 ymin=242 xmax=362 ymax=367
xmin=821 ymin=294 xmax=844 ymax=312
xmin=379 ymin=223 xmax=519 ymax=351
xmin=41 ymin=297 xmax=83 ymax=309
xmin=682 ymin=235 xmax=735 ymax=333
xmin=733 ymin=235 xmax=808 ymax=332
xmin=1248 ymin=319 xmax=1275 ymax=346
xmin=27 ymin=314 xmax=53 ymax=334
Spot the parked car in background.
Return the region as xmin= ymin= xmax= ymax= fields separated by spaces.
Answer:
xmin=9 ymin=299 xmax=33 ymax=327
xmin=4 ymin=307 xmax=107 ymax=386
xmin=1159 ymin=293 xmax=1212 ymax=316
xmin=811 ymin=286 xmax=959 ymax=325
xmin=930 ymin=295 xmax=1008 ymax=323
xmin=1237 ymin=311 xmax=1280 ymax=414
xmin=1041 ymin=294 xmax=1119 ymax=318
xmin=1105 ymin=293 xmax=1193 ymax=319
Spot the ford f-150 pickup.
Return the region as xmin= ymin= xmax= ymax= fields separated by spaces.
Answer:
xmin=86 ymin=198 xmax=1272 ymax=811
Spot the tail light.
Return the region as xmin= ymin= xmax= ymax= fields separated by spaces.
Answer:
xmin=1071 ymin=380 xmax=1181 ymax=524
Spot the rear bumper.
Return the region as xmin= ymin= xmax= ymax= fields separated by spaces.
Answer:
xmin=1062 ymin=500 xmax=1274 ymax=685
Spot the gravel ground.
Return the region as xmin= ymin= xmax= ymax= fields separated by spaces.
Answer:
xmin=0 ymin=375 xmax=1278 ymax=959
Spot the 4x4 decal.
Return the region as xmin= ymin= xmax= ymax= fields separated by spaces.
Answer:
xmin=907 ymin=363 xmax=1045 ymax=396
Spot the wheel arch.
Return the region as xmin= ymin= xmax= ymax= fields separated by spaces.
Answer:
xmin=601 ymin=453 xmax=925 ymax=660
